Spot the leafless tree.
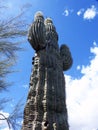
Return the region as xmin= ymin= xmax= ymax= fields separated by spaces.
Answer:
xmin=0 ymin=1 xmax=29 ymax=129
xmin=0 ymin=99 xmax=24 ymax=130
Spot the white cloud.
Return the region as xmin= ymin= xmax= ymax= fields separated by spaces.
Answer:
xmin=77 ymin=65 xmax=81 ymax=70
xmin=63 ymin=9 xmax=69 ymax=16
xmin=63 ymin=9 xmax=74 ymax=17
xmin=1 ymin=128 xmax=12 ymax=130
xmin=83 ymin=5 xmax=98 ymax=20
xmin=22 ymin=84 xmax=28 ymax=89
xmin=93 ymin=41 xmax=97 ymax=46
xmin=77 ymin=8 xmax=84 ymax=16
xmin=65 ymin=41 xmax=98 ymax=130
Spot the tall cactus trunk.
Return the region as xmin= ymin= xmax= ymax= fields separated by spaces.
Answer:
xmin=22 ymin=11 xmax=73 ymax=130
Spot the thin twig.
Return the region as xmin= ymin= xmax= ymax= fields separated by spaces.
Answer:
xmin=0 ymin=113 xmax=11 ymax=130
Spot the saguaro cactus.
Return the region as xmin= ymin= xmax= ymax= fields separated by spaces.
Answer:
xmin=22 ymin=11 xmax=73 ymax=130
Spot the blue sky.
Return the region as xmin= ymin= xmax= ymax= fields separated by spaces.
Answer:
xmin=0 ymin=0 xmax=98 ymax=130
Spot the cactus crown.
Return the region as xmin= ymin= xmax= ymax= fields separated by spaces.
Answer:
xmin=34 ymin=11 xmax=44 ymax=22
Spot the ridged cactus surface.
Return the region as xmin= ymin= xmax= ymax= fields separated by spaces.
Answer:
xmin=22 ymin=11 xmax=73 ymax=130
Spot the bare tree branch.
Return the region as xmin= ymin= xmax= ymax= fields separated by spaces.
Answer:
xmin=0 ymin=2 xmax=29 ymax=129
xmin=0 ymin=113 xmax=11 ymax=130
xmin=0 ymin=98 xmax=10 ymax=110
xmin=0 ymin=99 xmax=24 ymax=130
xmin=0 ymin=5 xmax=28 ymax=91
xmin=7 ymin=99 xmax=24 ymax=130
